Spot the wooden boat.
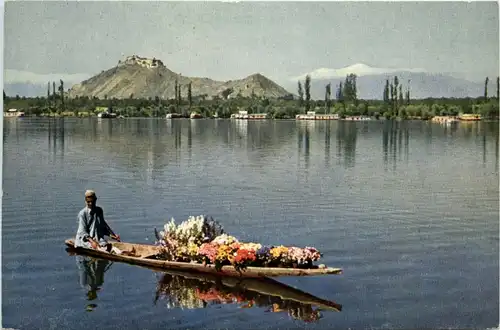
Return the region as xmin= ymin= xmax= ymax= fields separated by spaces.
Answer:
xmin=64 ymin=239 xmax=343 ymax=278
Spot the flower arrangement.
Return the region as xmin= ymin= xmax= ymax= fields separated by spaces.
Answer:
xmin=211 ymin=233 xmax=238 ymax=245
xmin=198 ymin=243 xmax=219 ymax=263
xmin=232 ymin=248 xmax=257 ymax=271
xmin=154 ymin=215 xmax=323 ymax=270
xmin=155 ymin=215 xmax=223 ymax=261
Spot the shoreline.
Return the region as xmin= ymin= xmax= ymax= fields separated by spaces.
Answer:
xmin=5 ymin=114 xmax=494 ymax=123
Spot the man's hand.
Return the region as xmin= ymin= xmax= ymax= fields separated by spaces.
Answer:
xmin=89 ymin=238 xmax=98 ymax=249
xmin=111 ymin=234 xmax=121 ymax=242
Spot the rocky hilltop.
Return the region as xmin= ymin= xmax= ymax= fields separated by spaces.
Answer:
xmin=68 ymin=55 xmax=292 ymax=100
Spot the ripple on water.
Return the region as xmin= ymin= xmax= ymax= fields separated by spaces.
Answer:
xmin=2 ymin=119 xmax=498 ymax=330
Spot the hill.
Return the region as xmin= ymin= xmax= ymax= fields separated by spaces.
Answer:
xmin=67 ymin=55 xmax=292 ymax=100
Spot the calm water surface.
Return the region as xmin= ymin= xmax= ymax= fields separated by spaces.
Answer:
xmin=2 ymin=118 xmax=499 ymax=329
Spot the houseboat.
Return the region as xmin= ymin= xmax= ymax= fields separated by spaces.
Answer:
xmin=458 ymin=113 xmax=482 ymax=121
xmin=296 ymin=111 xmax=339 ymax=120
xmin=4 ymin=109 xmax=25 ymax=118
xmin=97 ymin=111 xmax=117 ymax=118
xmin=166 ymin=113 xmax=183 ymax=119
xmin=231 ymin=110 xmax=269 ymax=120
xmin=342 ymin=116 xmax=372 ymax=121
xmin=431 ymin=116 xmax=459 ymax=124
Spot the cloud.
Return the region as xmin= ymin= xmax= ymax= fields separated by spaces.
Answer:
xmin=4 ymin=69 xmax=91 ymax=86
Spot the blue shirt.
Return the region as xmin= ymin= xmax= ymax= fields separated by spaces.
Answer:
xmin=75 ymin=206 xmax=114 ymax=248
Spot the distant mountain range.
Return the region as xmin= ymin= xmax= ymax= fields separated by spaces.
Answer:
xmin=3 ymin=69 xmax=90 ymax=99
xmin=4 ymin=61 xmax=491 ymax=100
xmin=285 ymin=63 xmax=487 ymax=100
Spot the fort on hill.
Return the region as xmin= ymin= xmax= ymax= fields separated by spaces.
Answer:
xmin=118 ymin=55 xmax=165 ymax=69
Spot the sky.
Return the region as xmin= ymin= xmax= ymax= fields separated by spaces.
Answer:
xmin=4 ymin=1 xmax=499 ymax=89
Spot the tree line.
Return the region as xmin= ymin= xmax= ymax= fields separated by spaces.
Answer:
xmin=3 ymin=75 xmax=499 ymax=120
xmin=294 ymin=73 xmax=499 ymax=119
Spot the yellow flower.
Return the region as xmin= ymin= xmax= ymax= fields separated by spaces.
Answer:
xmin=270 ymin=246 xmax=288 ymax=258
xmin=216 ymin=244 xmax=236 ymax=263
xmin=187 ymin=242 xmax=199 ymax=256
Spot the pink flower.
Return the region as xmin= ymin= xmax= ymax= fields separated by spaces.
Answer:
xmin=198 ymin=243 xmax=219 ymax=263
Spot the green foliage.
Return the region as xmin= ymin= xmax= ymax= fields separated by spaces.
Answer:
xmin=188 ymin=82 xmax=193 ymax=108
xmin=383 ymin=79 xmax=390 ymax=104
xmin=336 ymin=82 xmax=343 ymax=102
xmin=342 ymin=74 xmax=357 ymax=102
xmin=473 ymin=101 xmax=499 ymax=118
xmin=484 ymin=77 xmax=489 ymax=100
xmin=5 ymin=74 xmax=499 ymax=121
xmin=497 ymin=77 xmax=499 ymax=100
xmin=304 ymin=75 xmax=311 ymax=112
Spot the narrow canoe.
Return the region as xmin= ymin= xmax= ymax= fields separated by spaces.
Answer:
xmin=64 ymin=239 xmax=343 ymax=278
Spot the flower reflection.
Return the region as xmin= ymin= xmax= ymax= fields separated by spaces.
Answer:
xmin=154 ymin=271 xmax=341 ymax=323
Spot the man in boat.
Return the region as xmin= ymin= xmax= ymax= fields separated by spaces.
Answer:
xmin=75 ymin=190 xmax=121 ymax=253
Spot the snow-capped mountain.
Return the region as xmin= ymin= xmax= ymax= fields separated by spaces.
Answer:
xmin=288 ymin=64 xmax=486 ymax=100
xmin=291 ymin=63 xmax=428 ymax=81
xmin=3 ymin=69 xmax=91 ymax=97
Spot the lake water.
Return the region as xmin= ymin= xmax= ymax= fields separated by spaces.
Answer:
xmin=2 ymin=117 xmax=499 ymax=330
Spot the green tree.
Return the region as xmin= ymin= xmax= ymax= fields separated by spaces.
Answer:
xmin=297 ymin=81 xmax=304 ymax=108
xmin=406 ymin=80 xmax=411 ymax=105
xmin=350 ymin=74 xmax=357 ymax=102
xmin=497 ymin=76 xmax=499 ymax=100
xmin=383 ymin=79 xmax=390 ymax=104
xmin=484 ymin=77 xmax=489 ymax=101
xmin=393 ymin=76 xmax=399 ymax=109
xmin=389 ymin=82 xmax=394 ymax=116
xmin=342 ymin=74 xmax=357 ymax=102
xmin=305 ymin=75 xmax=311 ymax=112
xmin=59 ymin=79 xmax=64 ymax=110
xmin=325 ymin=83 xmax=331 ymax=114
xmin=154 ymin=96 xmax=161 ymax=117
xmin=337 ymin=82 xmax=344 ymax=102
xmin=343 ymin=75 xmax=351 ymax=101
xmin=174 ymin=80 xmax=178 ymax=106
xmin=188 ymin=82 xmax=192 ymax=108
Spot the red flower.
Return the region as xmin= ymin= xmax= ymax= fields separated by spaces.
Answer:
xmin=233 ymin=249 xmax=257 ymax=264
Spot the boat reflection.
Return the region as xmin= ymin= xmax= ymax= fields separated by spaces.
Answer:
xmin=154 ymin=269 xmax=342 ymax=323
xmin=66 ymin=249 xmax=342 ymax=322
